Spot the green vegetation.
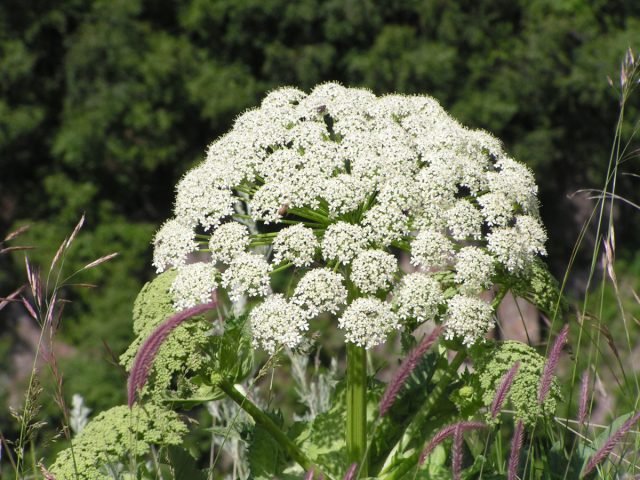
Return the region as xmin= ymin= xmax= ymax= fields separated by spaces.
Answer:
xmin=2 ymin=1 xmax=640 ymax=478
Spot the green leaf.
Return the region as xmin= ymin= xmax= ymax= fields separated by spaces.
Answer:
xmin=248 ymin=410 xmax=288 ymax=479
xmin=211 ymin=314 xmax=254 ymax=383
xmin=294 ymin=379 xmax=392 ymax=478
xmin=167 ymin=446 xmax=208 ymax=480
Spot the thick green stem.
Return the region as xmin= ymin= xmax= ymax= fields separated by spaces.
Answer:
xmin=218 ymin=380 xmax=320 ymax=476
xmin=347 ymin=344 xmax=368 ymax=477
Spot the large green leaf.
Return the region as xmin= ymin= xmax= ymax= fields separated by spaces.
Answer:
xmin=248 ymin=410 xmax=288 ymax=479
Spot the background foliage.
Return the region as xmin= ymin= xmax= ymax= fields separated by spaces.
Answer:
xmin=1 ymin=0 xmax=640 ymax=469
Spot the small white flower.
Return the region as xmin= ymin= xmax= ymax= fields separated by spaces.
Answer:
xmin=445 ymin=199 xmax=483 ymax=241
xmin=292 ymin=268 xmax=348 ymax=318
xmin=410 ymin=229 xmax=454 ymax=269
xmin=489 ymin=157 xmax=539 ymax=213
xmin=250 ymin=183 xmax=292 ymax=224
xmin=350 ymin=250 xmax=397 ymax=294
xmin=412 ymin=201 xmax=449 ymax=232
xmin=487 ymin=215 xmax=547 ymax=272
xmin=222 ymin=252 xmax=272 ymax=302
xmin=376 ymin=175 xmax=421 ymax=211
xmin=324 ymin=174 xmax=370 ymax=218
xmin=209 ymin=223 xmax=251 ymax=264
xmin=174 ymin=166 xmax=236 ymax=230
xmin=338 ymin=298 xmax=400 ymax=349
xmin=478 ymin=192 xmax=513 ymax=227
xmin=171 ymin=262 xmax=218 ymax=311
xmin=454 ymin=247 xmax=495 ymax=293
xmin=415 ymin=160 xmax=458 ymax=205
xmin=362 ymin=204 xmax=409 ymax=247
xmin=261 ymin=86 xmax=307 ymax=111
xmin=322 ymin=222 xmax=369 ymax=264
xmin=205 ymin=133 xmax=258 ymax=184
xmin=444 ymin=294 xmax=494 ymax=346
xmin=393 ymin=272 xmax=444 ymax=322
xmin=272 ymin=224 xmax=318 ymax=267
xmin=250 ymin=294 xmax=308 ymax=354
xmin=152 ymin=219 xmax=198 ymax=273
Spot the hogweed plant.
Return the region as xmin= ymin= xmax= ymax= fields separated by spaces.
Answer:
xmin=47 ymin=75 xmax=640 ymax=479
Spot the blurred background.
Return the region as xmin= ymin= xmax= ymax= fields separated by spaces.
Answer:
xmin=1 ymin=0 xmax=640 ymax=469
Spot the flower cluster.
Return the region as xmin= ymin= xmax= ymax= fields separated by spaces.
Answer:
xmin=50 ymin=404 xmax=187 ymax=479
xmin=152 ymin=83 xmax=547 ymax=353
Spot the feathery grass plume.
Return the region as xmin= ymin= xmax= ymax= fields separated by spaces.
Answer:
xmin=0 ymin=285 xmax=25 ymax=312
xmin=581 ymin=411 xmax=640 ymax=477
xmin=38 ymin=463 xmax=56 ymax=480
xmin=508 ymin=420 xmax=525 ymax=480
xmin=343 ymin=463 xmax=358 ymax=480
xmin=4 ymin=224 xmax=30 ymax=242
xmin=490 ymin=361 xmax=521 ymax=419
xmin=419 ymin=421 xmax=486 ymax=465
xmin=578 ymin=370 xmax=590 ymax=425
xmin=538 ymin=324 xmax=568 ymax=404
xmin=127 ymin=300 xmax=217 ymax=407
xmin=452 ymin=424 xmax=463 ymax=480
xmin=379 ymin=326 xmax=443 ymax=416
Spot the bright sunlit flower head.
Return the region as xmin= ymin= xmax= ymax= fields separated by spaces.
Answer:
xmin=444 ymin=294 xmax=494 ymax=346
xmin=208 ymin=222 xmax=251 ymax=264
xmin=393 ymin=272 xmax=444 ymax=323
xmin=272 ymin=224 xmax=318 ymax=267
xmin=250 ymin=294 xmax=308 ymax=353
xmin=155 ymin=83 xmax=547 ymax=352
xmin=292 ymin=268 xmax=348 ymax=319
xmin=152 ymin=219 xmax=198 ymax=273
xmin=338 ymin=297 xmax=400 ymax=349
xmin=170 ymin=262 xmax=217 ymax=311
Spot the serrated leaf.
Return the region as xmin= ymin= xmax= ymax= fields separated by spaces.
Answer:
xmin=211 ymin=314 xmax=254 ymax=383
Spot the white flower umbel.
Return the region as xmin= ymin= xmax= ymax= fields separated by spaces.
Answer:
xmin=272 ymin=224 xmax=318 ymax=267
xmin=362 ymin=205 xmax=409 ymax=247
xmin=487 ymin=215 xmax=547 ymax=272
xmin=393 ymin=272 xmax=444 ymax=323
xmin=478 ymin=192 xmax=513 ymax=227
xmin=209 ymin=223 xmax=251 ymax=264
xmin=171 ymin=262 xmax=218 ymax=310
xmin=222 ymin=252 xmax=272 ymax=302
xmin=324 ymin=174 xmax=370 ymax=217
xmin=292 ymin=268 xmax=348 ymax=318
xmin=322 ymin=222 xmax=369 ymax=264
xmin=445 ymin=199 xmax=483 ymax=241
xmin=250 ymin=294 xmax=308 ymax=354
xmin=154 ymin=84 xmax=549 ymax=351
xmin=152 ymin=219 xmax=198 ymax=273
xmin=339 ymin=298 xmax=400 ymax=349
xmin=454 ymin=246 xmax=495 ymax=293
xmin=489 ymin=157 xmax=539 ymax=213
xmin=174 ymin=166 xmax=236 ymax=230
xmin=444 ymin=294 xmax=494 ymax=346
xmin=410 ymin=229 xmax=454 ymax=269
xmin=351 ymin=250 xmax=398 ymax=294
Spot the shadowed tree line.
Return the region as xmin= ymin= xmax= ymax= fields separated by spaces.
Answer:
xmin=1 ymin=0 xmax=639 ymax=460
